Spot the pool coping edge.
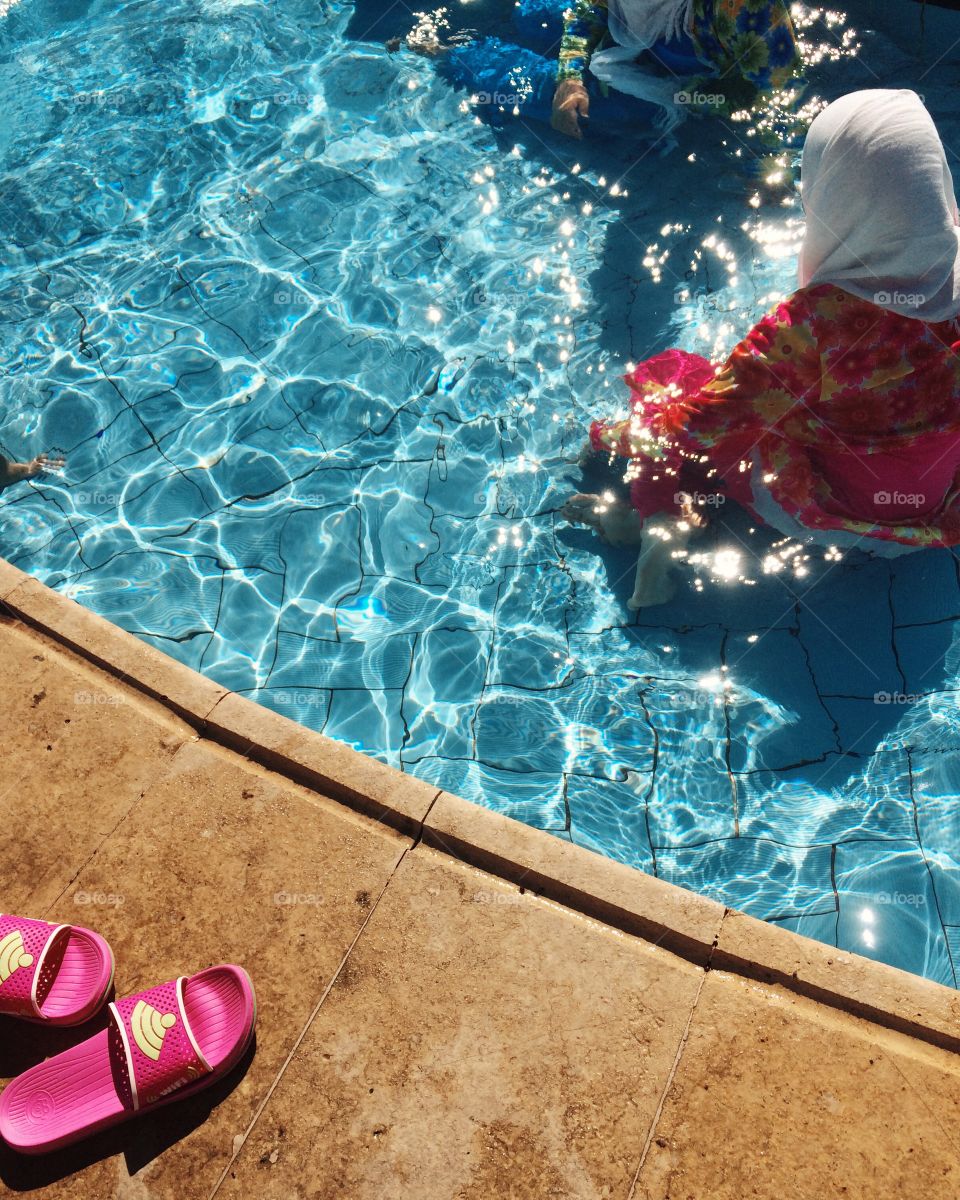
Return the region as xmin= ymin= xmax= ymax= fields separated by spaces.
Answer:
xmin=2 ymin=555 xmax=958 ymax=1053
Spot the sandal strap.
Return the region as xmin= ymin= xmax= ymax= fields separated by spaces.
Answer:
xmin=0 ymin=914 xmax=71 ymax=1018
xmin=109 ymin=977 xmax=211 ymax=1111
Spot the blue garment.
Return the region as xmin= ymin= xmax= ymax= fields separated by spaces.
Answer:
xmin=442 ymin=2 xmax=702 ymax=134
xmin=512 ymin=0 xmax=570 ymax=53
xmin=643 ymin=33 xmax=702 ymax=74
xmin=443 ymin=37 xmax=662 ymax=127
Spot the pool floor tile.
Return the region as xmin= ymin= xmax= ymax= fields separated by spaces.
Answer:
xmin=654 ymin=837 xmax=836 ymax=921
xmin=833 ymin=841 xmax=955 ymax=987
xmin=911 ymin=749 xmax=960 ymax=854
xmin=795 ymin=554 xmax=900 ymax=697
xmin=889 ymin=549 xmax=960 ymax=627
xmin=895 ymin=622 xmax=959 ymax=699
xmin=726 ymin=627 xmax=841 ymax=773
xmin=565 ymin=772 xmax=656 ymax=874
xmin=735 ymin=750 xmax=918 ymax=845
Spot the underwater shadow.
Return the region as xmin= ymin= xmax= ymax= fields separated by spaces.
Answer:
xmin=557 ymin=468 xmax=959 ymax=790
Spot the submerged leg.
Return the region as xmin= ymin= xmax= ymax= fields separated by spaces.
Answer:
xmin=627 ymin=516 xmax=697 ymax=609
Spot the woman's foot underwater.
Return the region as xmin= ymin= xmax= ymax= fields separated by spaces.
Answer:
xmin=562 ymin=492 xmax=646 ymax=548
xmin=386 ymin=19 xmax=474 ymax=58
xmin=386 ymin=32 xmax=448 ymax=57
xmin=563 ymin=488 xmax=707 ymax=608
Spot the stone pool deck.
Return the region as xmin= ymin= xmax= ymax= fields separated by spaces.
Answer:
xmin=1 ymin=556 xmax=960 ymax=1199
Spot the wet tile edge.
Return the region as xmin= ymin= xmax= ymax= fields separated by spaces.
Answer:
xmin=3 ymin=557 xmax=959 ymax=1053
xmin=712 ymin=908 xmax=960 ymax=1052
xmin=1 ymin=570 xmax=227 ymax=727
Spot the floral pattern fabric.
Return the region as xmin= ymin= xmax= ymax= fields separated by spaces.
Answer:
xmin=591 ymin=284 xmax=960 ymax=547
xmin=557 ymin=0 xmax=609 ymax=82
xmin=689 ymin=0 xmax=802 ymax=100
xmin=557 ymin=0 xmax=802 ymax=108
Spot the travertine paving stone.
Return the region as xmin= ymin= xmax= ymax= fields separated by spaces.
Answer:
xmin=715 ymin=907 xmax=960 ymax=1050
xmin=5 ymin=585 xmax=960 ymax=1200
xmin=217 ymin=845 xmax=703 ymax=1200
xmin=0 ymin=738 xmax=410 ymax=1199
xmin=0 ymin=618 xmax=190 ymax=914
xmin=425 ymin=790 xmax=726 ymax=962
xmin=634 ymin=970 xmax=960 ymax=1200
xmin=205 ymin=692 xmax=440 ymax=837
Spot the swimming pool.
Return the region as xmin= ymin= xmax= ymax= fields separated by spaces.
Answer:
xmin=2 ymin=0 xmax=960 ymax=986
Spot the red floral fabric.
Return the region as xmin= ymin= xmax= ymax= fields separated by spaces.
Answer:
xmin=591 ymin=284 xmax=960 ymax=546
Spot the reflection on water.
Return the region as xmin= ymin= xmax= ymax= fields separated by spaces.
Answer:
xmin=0 ymin=0 xmax=959 ymax=986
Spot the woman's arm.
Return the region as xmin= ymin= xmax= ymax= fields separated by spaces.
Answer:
xmin=0 ymin=452 xmax=65 ymax=493
xmin=552 ymin=0 xmax=609 ymax=136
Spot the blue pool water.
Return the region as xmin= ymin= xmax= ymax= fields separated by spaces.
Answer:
xmin=2 ymin=0 xmax=960 ymax=985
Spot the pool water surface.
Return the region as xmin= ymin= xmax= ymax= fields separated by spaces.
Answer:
xmin=2 ymin=0 xmax=960 ymax=985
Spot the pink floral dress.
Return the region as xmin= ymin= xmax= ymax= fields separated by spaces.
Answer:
xmin=591 ymin=284 xmax=960 ymax=547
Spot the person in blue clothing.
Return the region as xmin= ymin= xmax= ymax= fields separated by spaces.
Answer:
xmin=388 ymin=0 xmax=803 ymax=140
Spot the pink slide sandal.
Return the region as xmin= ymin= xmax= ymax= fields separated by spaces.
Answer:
xmin=0 ymin=914 xmax=114 ymax=1026
xmin=0 ymin=965 xmax=255 ymax=1154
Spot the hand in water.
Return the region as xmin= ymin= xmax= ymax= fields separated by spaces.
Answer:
xmin=27 ymin=452 xmax=66 ymax=476
xmin=551 ymin=80 xmax=589 ymax=139
xmin=0 ymin=451 xmax=66 ymax=493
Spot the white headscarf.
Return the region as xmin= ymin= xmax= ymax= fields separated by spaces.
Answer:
xmin=605 ymin=0 xmax=695 ymax=48
xmin=799 ymin=89 xmax=960 ymax=321
xmin=588 ymin=0 xmax=695 ymax=132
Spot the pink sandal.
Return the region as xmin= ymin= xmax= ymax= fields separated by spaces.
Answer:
xmin=0 ymin=914 xmax=114 ymax=1026
xmin=0 ymin=965 xmax=255 ymax=1154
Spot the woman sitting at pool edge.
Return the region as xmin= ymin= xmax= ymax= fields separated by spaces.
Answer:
xmin=390 ymin=0 xmax=803 ymax=140
xmin=564 ymin=90 xmax=960 ymax=606
xmin=553 ymin=0 xmax=802 ymax=138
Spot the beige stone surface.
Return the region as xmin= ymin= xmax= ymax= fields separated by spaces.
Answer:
xmin=634 ymin=970 xmax=960 ymax=1200
xmin=0 ymin=738 xmax=410 ymax=1198
xmin=216 ymin=844 xmax=703 ymax=1200
xmin=716 ymin=907 xmax=960 ymax=1052
xmin=4 ymin=569 xmax=960 ymax=1200
xmin=425 ymin=790 xmax=725 ymax=964
xmin=206 ymin=691 xmax=440 ymax=837
xmin=0 ymin=618 xmax=190 ymax=913
xmin=3 ymin=579 xmax=227 ymax=725
xmin=0 ymin=558 xmax=28 ymax=599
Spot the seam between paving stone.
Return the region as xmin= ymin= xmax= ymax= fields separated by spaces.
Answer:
xmin=204 ymin=781 xmax=439 ymax=1197
xmin=207 ymin=838 xmax=420 ymax=1200
xmin=625 ymin=916 xmax=721 ymax=1200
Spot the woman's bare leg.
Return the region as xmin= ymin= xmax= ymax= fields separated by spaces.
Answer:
xmin=628 ymin=517 xmax=702 ymax=609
